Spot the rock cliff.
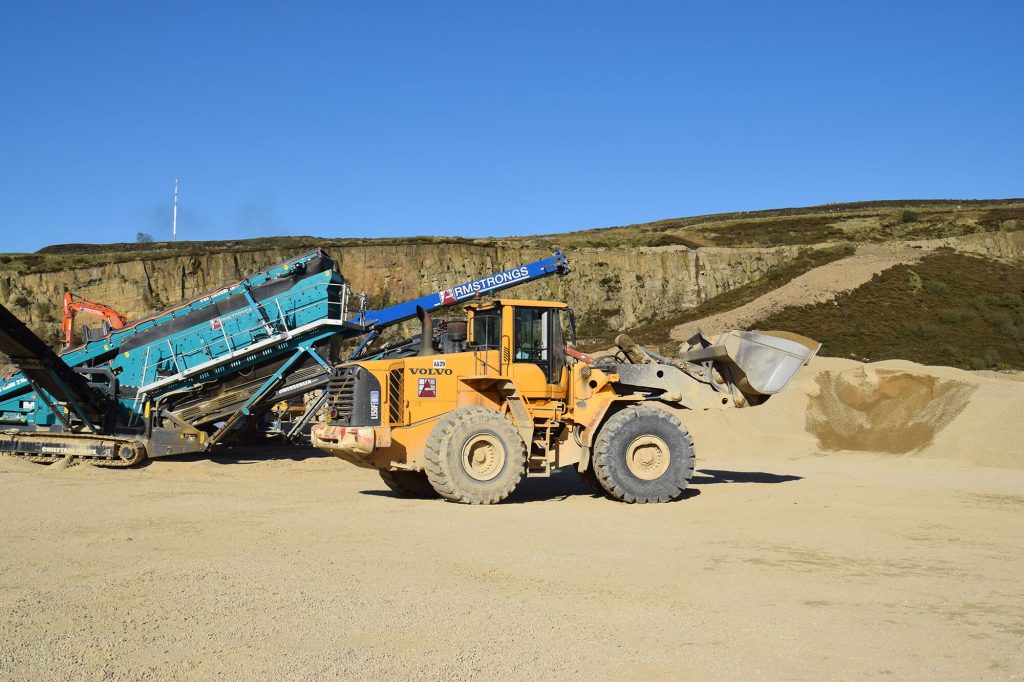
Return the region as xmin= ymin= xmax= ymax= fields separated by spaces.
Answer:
xmin=0 ymin=242 xmax=799 ymax=347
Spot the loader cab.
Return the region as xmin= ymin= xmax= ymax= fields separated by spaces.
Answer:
xmin=467 ymin=299 xmax=570 ymax=395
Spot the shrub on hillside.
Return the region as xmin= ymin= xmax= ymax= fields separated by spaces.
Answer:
xmin=937 ymin=309 xmax=964 ymax=324
xmin=907 ymin=270 xmax=923 ymax=294
xmin=912 ymin=321 xmax=939 ymax=339
xmin=749 ymin=251 xmax=1024 ymax=370
xmin=998 ymin=291 xmax=1022 ymax=307
xmin=34 ymin=301 xmax=53 ymax=320
xmin=646 ymin=233 xmax=701 ymax=248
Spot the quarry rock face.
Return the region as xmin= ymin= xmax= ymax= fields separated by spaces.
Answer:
xmin=4 ymin=229 xmax=1018 ymax=348
xmin=0 ymin=243 xmax=798 ymax=343
xmin=952 ymin=228 xmax=1024 ymax=261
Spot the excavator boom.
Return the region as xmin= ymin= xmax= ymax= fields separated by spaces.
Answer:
xmin=62 ymin=292 xmax=129 ymax=347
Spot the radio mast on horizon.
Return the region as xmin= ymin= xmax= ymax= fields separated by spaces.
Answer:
xmin=172 ymin=179 xmax=179 ymax=241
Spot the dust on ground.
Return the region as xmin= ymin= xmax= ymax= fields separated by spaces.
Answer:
xmin=1 ymin=358 xmax=1022 ymax=681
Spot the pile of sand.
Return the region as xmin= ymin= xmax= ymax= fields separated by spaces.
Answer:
xmin=807 ymin=366 xmax=976 ymax=454
xmin=685 ymin=356 xmax=1023 ymax=469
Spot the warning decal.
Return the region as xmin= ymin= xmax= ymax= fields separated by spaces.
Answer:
xmin=417 ymin=377 xmax=437 ymax=398
xmin=438 ymin=289 xmax=457 ymax=305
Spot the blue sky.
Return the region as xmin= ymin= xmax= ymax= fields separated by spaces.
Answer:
xmin=1 ymin=1 xmax=1021 ymax=252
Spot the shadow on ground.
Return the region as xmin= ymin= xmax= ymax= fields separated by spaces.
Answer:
xmin=360 ymin=466 xmax=801 ymax=504
xmin=358 ymin=468 xmax=597 ymax=504
xmin=144 ymin=443 xmax=333 ymax=467
xmin=692 ymin=469 xmax=803 ymax=484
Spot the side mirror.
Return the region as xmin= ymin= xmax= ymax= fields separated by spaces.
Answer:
xmin=567 ymin=309 xmax=578 ymax=346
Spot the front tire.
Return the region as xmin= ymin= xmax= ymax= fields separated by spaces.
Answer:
xmin=592 ymin=405 xmax=695 ymax=503
xmin=424 ymin=407 xmax=527 ymax=505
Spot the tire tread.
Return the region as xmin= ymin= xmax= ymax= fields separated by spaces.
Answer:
xmin=592 ymin=405 xmax=695 ymax=504
xmin=424 ymin=407 xmax=526 ymax=505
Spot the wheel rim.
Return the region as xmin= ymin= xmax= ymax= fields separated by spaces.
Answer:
xmin=461 ymin=433 xmax=505 ymax=481
xmin=625 ymin=435 xmax=670 ymax=480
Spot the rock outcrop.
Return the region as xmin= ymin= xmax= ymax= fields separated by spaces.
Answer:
xmin=2 ymin=225 xmax=1019 ymax=351
xmin=0 ymin=242 xmax=799 ymax=346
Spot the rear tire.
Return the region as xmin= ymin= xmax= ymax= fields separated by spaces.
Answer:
xmin=424 ymin=407 xmax=527 ymax=505
xmin=379 ymin=469 xmax=438 ymax=498
xmin=592 ymin=405 xmax=695 ymax=503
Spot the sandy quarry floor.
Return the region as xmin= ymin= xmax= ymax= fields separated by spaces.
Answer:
xmin=1 ymin=359 xmax=1023 ymax=681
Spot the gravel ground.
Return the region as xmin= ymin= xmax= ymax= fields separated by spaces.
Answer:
xmin=1 ymin=432 xmax=1021 ymax=680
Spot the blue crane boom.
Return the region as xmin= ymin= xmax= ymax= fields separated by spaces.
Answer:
xmin=0 ymin=248 xmax=569 ymax=465
xmin=355 ymin=250 xmax=568 ymax=329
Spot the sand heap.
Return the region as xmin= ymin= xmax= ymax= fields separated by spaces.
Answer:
xmin=685 ymin=355 xmax=1023 ymax=469
xmin=807 ymin=366 xmax=976 ymax=454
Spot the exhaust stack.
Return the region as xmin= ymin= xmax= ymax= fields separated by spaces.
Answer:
xmin=416 ymin=306 xmax=434 ymax=356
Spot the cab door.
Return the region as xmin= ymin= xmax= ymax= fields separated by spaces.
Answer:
xmin=508 ymin=306 xmax=568 ymax=399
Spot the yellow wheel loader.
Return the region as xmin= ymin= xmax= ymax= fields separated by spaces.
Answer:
xmin=310 ymin=298 xmax=818 ymax=504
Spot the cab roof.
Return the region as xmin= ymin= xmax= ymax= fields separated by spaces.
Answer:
xmin=466 ymin=298 xmax=569 ymax=310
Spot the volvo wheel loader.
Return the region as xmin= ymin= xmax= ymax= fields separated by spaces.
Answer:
xmin=310 ymin=297 xmax=819 ymax=504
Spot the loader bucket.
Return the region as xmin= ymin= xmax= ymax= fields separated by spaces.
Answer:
xmin=682 ymin=330 xmax=820 ymax=397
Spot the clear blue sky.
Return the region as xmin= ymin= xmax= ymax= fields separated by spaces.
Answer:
xmin=1 ymin=1 xmax=1021 ymax=252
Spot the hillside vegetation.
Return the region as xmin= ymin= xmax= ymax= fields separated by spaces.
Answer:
xmin=612 ymin=244 xmax=856 ymax=353
xmin=550 ymin=199 xmax=1024 ymax=249
xmin=752 ymin=250 xmax=1024 ymax=371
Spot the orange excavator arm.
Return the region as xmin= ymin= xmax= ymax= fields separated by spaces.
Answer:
xmin=62 ymin=292 xmax=129 ymax=347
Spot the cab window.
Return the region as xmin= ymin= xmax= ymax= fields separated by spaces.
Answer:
xmin=471 ymin=309 xmax=501 ymax=350
xmin=513 ymin=307 xmax=565 ymax=384
xmin=513 ymin=308 xmax=549 ymax=363
xmin=550 ymin=309 xmax=565 ymax=381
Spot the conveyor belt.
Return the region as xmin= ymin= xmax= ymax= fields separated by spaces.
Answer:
xmin=0 ymin=302 xmax=109 ymax=425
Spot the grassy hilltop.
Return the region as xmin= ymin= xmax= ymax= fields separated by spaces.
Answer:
xmin=2 ymin=198 xmax=1021 ymax=274
xmin=2 ymin=198 xmax=1023 ymax=370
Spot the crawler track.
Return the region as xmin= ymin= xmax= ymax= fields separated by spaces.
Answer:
xmin=0 ymin=431 xmax=146 ymax=467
